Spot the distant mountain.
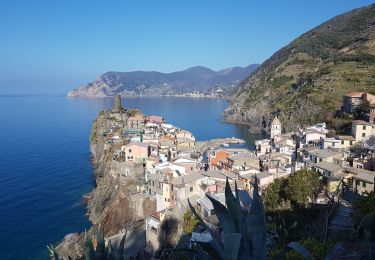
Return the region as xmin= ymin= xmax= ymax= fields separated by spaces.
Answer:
xmin=225 ymin=3 xmax=375 ymax=132
xmin=67 ymin=64 xmax=259 ymax=97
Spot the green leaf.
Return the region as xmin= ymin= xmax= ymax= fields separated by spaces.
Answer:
xmin=223 ymin=233 xmax=242 ymax=260
xmin=206 ymin=194 xmax=236 ymax=234
xmin=96 ymin=224 xmax=105 ymax=253
xmin=225 ymin=177 xmax=239 ymax=231
xmin=287 ymin=242 xmax=312 ymax=259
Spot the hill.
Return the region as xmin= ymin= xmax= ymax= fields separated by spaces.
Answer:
xmin=225 ymin=3 xmax=375 ymax=132
xmin=67 ymin=64 xmax=259 ymax=97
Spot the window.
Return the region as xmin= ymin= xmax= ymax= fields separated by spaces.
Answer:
xmin=362 ymin=182 xmax=366 ymax=188
xmin=332 ymin=142 xmax=335 ymax=147
xmin=362 ymin=133 xmax=366 ymax=137
xmin=356 ymin=180 xmax=360 ymax=186
xmin=190 ymin=187 xmax=193 ymax=192
xmin=341 ymin=140 xmax=344 ymax=145
xmin=363 ymin=125 xmax=366 ymax=130
xmin=128 ymin=149 xmax=132 ymax=153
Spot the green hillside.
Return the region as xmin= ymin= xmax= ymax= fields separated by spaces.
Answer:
xmin=225 ymin=3 xmax=375 ymax=131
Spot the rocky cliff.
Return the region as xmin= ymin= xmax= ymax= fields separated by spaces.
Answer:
xmin=56 ymin=110 xmax=155 ymax=259
xmin=225 ymin=3 xmax=375 ymax=132
xmin=67 ymin=65 xmax=259 ymax=98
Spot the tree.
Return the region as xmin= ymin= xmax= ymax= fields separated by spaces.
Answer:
xmin=286 ymin=170 xmax=320 ymax=207
xmin=352 ymin=191 xmax=375 ymax=226
xmin=355 ymin=99 xmax=370 ymax=119
xmin=264 ymin=178 xmax=287 ymax=211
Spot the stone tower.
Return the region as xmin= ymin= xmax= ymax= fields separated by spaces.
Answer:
xmin=270 ymin=116 xmax=282 ymax=139
xmin=113 ymin=95 xmax=122 ymax=112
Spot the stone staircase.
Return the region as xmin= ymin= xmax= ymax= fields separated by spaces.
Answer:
xmin=328 ymin=199 xmax=353 ymax=238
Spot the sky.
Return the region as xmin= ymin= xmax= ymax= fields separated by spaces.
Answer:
xmin=0 ymin=0 xmax=374 ymax=94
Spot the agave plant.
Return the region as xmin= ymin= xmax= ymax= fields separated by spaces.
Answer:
xmin=84 ymin=225 xmax=129 ymax=260
xmin=48 ymin=225 xmax=129 ymax=260
xmin=188 ymin=176 xmax=267 ymax=260
xmin=188 ymin=176 xmax=314 ymax=260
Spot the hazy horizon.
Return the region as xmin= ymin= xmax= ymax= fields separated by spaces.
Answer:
xmin=0 ymin=0 xmax=373 ymax=94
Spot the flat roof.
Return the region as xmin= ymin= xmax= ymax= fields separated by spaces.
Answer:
xmin=309 ymin=149 xmax=341 ymax=159
xmin=313 ymin=162 xmax=342 ymax=173
xmin=353 ymin=120 xmax=373 ymax=126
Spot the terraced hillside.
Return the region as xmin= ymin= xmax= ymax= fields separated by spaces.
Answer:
xmin=225 ymin=3 xmax=375 ymax=132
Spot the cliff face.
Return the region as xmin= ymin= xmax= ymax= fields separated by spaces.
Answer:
xmin=56 ymin=110 xmax=155 ymax=259
xmin=225 ymin=3 xmax=375 ymax=132
xmin=67 ymin=65 xmax=259 ymax=98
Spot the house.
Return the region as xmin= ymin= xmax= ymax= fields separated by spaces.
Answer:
xmin=312 ymin=161 xmax=343 ymax=178
xmin=207 ymin=148 xmax=248 ymax=170
xmin=127 ymin=114 xmax=145 ymax=129
xmin=352 ymin=120 xmax=375 ymax=142
xmin=175 ymin=129 xmax=195 ymax=141
xmin=146 ymin=173 xmax=164 ymax=211
xmin=225 ymin=153 xmax=259 ymax=172
xmin=176 ymin=138 xmax=195 ymax=148
xmin=147 ymin=115 xmax=164 ymax=124
xmin=353 ymin=156 xmax=375 ymax=171
xmin=348 ymin=167 xmax=375 ymax=196
xmin=323 ymin=135 xmax=355 ymax=150
xmin=255 ymin=139 xmax=271 ymax=155
xmin=307 ymin=148 xmax=343 ymax=164
xmin=123 ymin=128 xmax=144 ymax=140
xmin=145 ymin=211 xmax=161 ymax=251
xmin=171 ymin=172 xmax=205 ymax=205
xmin=208 ymin=149 xmax=230 ymax=170
xmin=123 ymin=142 xmax=149 ymax=162
xmin=172 ymin=157 xmax=198 ymax=172
xmin=342 ymin=92 xmax=366 ymax=113
xmin=159 ymin=137 xmax=176 ymax=154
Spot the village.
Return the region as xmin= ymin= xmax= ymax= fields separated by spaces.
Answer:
xmin=96 ymin=93 xmax=375 ymax=254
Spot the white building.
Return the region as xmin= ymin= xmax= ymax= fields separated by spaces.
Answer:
xmin=271 ymin=116 xmax=282 ymax=139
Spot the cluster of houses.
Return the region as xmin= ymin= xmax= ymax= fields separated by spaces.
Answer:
xmin=104 ymin=94 xmax=375 ymax=252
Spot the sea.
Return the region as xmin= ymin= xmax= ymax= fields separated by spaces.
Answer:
xmin=0 ymin=95 xmax=264 ymax=259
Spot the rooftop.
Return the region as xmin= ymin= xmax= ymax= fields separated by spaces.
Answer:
xmin=313 ymin=161 xmax=342 ymax=173
xmin=345 ymin=92 xmax=364 ymax=98
xmin=353 ymin=120 xmax=374 ymax=126
xmin=308 ymin=148 xmax=342 ymax=159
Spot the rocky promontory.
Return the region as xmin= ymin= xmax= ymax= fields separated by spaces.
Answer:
xmin=55 ymin=100 xmax=246 ymax=259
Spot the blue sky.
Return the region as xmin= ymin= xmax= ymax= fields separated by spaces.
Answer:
xmin=0 ymin=0 xmax=373 ymax=94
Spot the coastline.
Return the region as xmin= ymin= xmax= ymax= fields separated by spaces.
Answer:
xmin=55 ymin=106 xmax=246 ymax=258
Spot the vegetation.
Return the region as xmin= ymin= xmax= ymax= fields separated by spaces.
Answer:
xmin=264 ymin=170 xmax=320 ymax=210
xmin=284 ymin=237 xmax=332 ymax=260
xmin=234 ymin=4 xmax=375 ymax=131
xmin=48 ymin=225 xmax=129 ymax=260
xmin=183 ymin=210 xmax=199 ymax=234
xmin=351 ymin=191 xmax=375 ymax=226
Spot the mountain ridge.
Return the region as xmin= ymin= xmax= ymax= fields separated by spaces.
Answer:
xmin=225 ymin=3 xmax=375 ymax=132
xmin=67 ymin=64 xmax=259 ymax=98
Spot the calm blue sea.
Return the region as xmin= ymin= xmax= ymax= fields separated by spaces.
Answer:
xmin=0 ymin=95 xmax=263 ymax=259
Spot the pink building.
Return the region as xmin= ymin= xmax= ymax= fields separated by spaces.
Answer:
xmin=146 ymin=115 xmax=164 ymax=124
xmin=123 ymin=142 xmax=150 ymax=162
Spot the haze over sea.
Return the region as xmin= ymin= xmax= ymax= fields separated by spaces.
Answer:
xmin=0 ymin=95 xmax=263 ymax=259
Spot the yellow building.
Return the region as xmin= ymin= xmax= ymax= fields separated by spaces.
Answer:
xmin=352 ymin=120 xmax=375 ymax=142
